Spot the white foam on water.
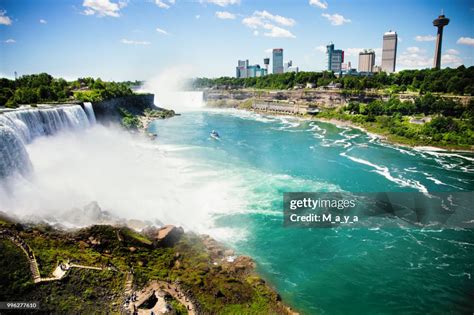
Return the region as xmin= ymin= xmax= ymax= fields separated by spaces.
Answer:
xmin=340 ymin=151 xmax=428 ymax=193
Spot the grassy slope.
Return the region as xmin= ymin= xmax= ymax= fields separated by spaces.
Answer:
xmin=1 ymin=222 xmax=290 ymax=314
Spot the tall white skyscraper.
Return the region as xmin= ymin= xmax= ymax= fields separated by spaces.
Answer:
xmin=381 ymin=31 xmax=397 ymax=73
xmin=358 ymin=50 xmax=376 ymax=73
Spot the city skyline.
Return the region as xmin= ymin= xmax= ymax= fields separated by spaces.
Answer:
xmin=0 ymin=0 xmax=473 ymax=81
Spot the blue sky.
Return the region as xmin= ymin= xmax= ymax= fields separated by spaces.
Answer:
xmin=0 ymin=0 xmax=473 ymax=80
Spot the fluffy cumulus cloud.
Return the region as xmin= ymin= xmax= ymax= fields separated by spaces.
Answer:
xmin=242 ymin=10 xmax=296 ymax=38
xmin=415 ymin=35 xmax=436 ymax=42
xmin=254 ymin=10 xmax=295 ymax=27
xmin=309 ymin=0 xmax=328 ymax=9
xmin=263 ymin=24 xmax=295 ymax=38
xmin=120 ymin=38 xmax=150 ymax=45
xmin=398 ymin=46 xmax=462 ymax=69
xmin=0 ymin=10 xmax=12 ymax=25
xmin=3 ymin=39 xmax=16 ymax=44
xmin=457 ymin=37 xmax=474 ymax=46
xmin=156 ymin=27 xmax=170 ymax=35
xmin=406 ymin=46 xmax=421 ymax=54
xmin=446 ymin=48 xmax=459 ymax=55
xmin=155 ymin=0 xmax=176 ymax=9
xmin=82 ymin=0 xmax=127 ymax=17
xmin=442 ymin=49 xmax=462 ymax=66
xmin=321 ymin=13 xmax=350 ymax=26
xmin=398 ymin=47 xmax=432 ymax=68
xmin=39 ymin=19 xmax=47 ymax=24
xmin=201 ymin=0 xmax=240 ymax=7
xmin=215 ymin=11 xmax=236 ymax=19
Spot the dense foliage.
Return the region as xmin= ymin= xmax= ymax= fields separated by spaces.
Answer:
xmin=0 ymin=73 xmax=134 ymax=108
xmin=193 ymin=66 xmax=474 ymax=95
xmin=119 ymin=108 xmax=143 ymax=130
xmin=318 ymin=96 xmax=474 ymax=148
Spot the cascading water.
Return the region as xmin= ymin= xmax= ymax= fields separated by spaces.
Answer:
xmin=0 ymin=124 xmax=33 ymax=178
xmin=0 ymin=104 xmax=94 ymax=178
xmin=83 ymin=102 xmax=96 ymax=125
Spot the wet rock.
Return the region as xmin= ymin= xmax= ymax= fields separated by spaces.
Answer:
xmin=153 ymin=225 xmax=184 ymax=247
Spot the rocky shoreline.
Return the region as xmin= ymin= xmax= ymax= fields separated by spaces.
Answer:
xmin=0 ymin=208 xmax=298 ymax=314
xmin=248 ymin=108 xmax=474 ymax=153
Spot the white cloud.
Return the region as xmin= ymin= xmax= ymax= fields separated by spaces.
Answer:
xmin=457 ymin=37 xmax=474 ymax=46
xmin=254 ymin=10 xmax=295 ymax=27
xmin=399 ymin=46 xmax=463 ymax=69
xmin=321 ymin=13 xmax=350 ymax=26
xmin=309 ymin=0 xmax=327 ymax=9
xmin=253 ymin=30 xmax=259 ymax=36
xmin=120 ymin=38 xmax=150 ymax=45
xmin=155 ymin=0 xmax=170 ymax=9
xmin=39 ymin=19 xmax=47 ymax=24
xmin=83 ymin=9 xmax=95 ymax=15
xmin=242 ymin=10 xmax=296 ymax=38
xmin=215 ymin=11 xmax=236 ymax=19
xmin=201 ymin=0 xmax=240 ymax=7
xmin=264 ymin=48 xmax=273 ymax=54
xmin=82 ymin=0 xmax=127 ymax=17
xmin=263 ymin=24 xmax=295 ymax=38
xmin=344 ymin=47 xmax=365 ymax=56
xmin=169 ymin=0 xmax=176 ymax=4
xmin=0 ymin=10 xmax=12 ymax=25
xmin=441 ymin=53 xmax=462 ymax=66
xmin=195 ymin=14 xmax=200 ymax=19
xmin=414 ymin=35 xmax=436 ymax=42
xmin=315 ymin=45 xmax=326 ymax=53
xmin=242 ymin=16 xmax=264 ymax=28
xmin=398 ymin=53 xmax=432 ymax=69
xmin=156 ymin=27 xmax=170 ymax=35
xmin=446 ymin=49 xmax=459 ymax=55
xmin=406 ymin=46 xmax=422 ymax=54
xmin=4 ymin=39 xmax=16 ymax=44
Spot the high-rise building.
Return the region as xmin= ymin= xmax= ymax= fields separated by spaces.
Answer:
xmin=236 ymin=60 xmax=249 ymax=78
xmin=264 ymin=58 xmax=270 ymax=72
xmin=236 ymin=60 xmax=267 ymax=78
xmin=381 ymin=31 xmax=397 ymax=73
xmin=358 ymin=49 xmax=376 ymax=73
xmin=272 ymin=49 xmax=284 ymax=74
xmin=433 ymin=14 xmax=450 ymax=69
xmin=326 ymin=43 xmax=344 ymax=73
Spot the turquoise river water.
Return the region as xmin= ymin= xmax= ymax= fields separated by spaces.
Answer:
xmin=149 ymin=109 xmax=474 ymax=314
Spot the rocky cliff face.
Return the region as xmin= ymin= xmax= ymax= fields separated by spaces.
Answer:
xmin=92 ymin=94 xmax=156 ymax=124
xmin=204 ymin=88 xmax=385 ymax=109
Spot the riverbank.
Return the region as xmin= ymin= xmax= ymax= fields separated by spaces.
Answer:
xmin=248 ymin=107 xmax=474 ymax=153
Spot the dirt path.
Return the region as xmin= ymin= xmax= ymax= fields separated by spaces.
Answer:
xmin=0 ymin=230 xmax=104 ymax=283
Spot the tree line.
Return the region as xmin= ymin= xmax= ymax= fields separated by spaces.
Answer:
xmin=334 ymin=95 xmax=474 ymax=147
xmin=0 ymin=73 xmax=134 ymax=108
xmin=193 ymin=66 xmax=474 ymax=95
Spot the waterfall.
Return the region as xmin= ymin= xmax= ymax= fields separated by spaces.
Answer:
xmin=155 ymin=91 xmax=204 ymax=112
xmin=0 ymin=105 xmax=92 ymax=178
xmin=83 ymin=102 xmax=96 ymax=125
xmin=0 ymin=124 xmax=33 ymax=178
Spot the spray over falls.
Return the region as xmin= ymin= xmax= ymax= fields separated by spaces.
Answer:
xmin=0 ymin=105 xmax=93 ymax=179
